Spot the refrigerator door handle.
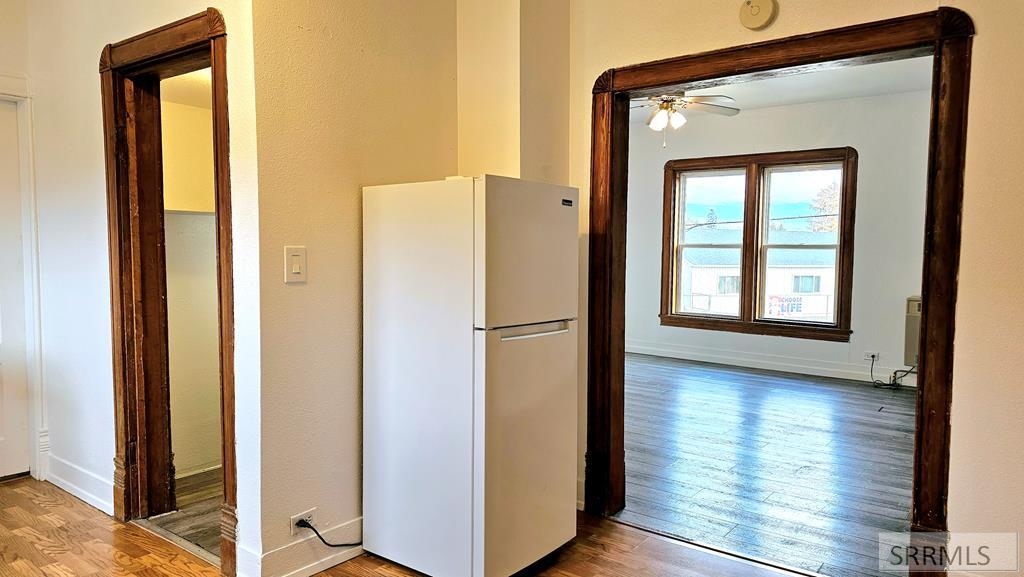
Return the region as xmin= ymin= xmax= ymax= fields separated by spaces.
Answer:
xmin=499 ymin=320 xmax=571 ymax=342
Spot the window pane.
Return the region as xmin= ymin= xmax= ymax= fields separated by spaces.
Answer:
xmin=764 ymin=164 xmax=842 ymax=245
xmin=675 ymin=247 xmax=742 ymax=317
xmin=677 ymin=169 xmax=746 ymax=246
xmin=760 ymin=248 xmax=836 ymax=323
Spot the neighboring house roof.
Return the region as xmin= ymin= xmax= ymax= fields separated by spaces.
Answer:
xmin=682 ymin=227 xmax=836 ymax=267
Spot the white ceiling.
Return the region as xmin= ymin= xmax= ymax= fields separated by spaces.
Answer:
xmin=631 ymin=55 xmax=933 ymax=122
xmin=161 ymin=68 xmax=212 ymax=109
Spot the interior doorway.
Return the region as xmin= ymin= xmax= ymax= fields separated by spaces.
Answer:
xmin=131 ymin=67 xmax=225 ymax=563
xmin=586 ymin=8 xmax=974 ymax=577
xmin=99 ymin=9 xmax=237 ymax=576
xmin=613 ymin=55 xmax=931 ymax=577
xmin=0 ymin=98 xmax=30 ymax=480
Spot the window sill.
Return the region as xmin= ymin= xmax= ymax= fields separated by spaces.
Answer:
xmin=659 ymin=314 xmax=852 ymax=342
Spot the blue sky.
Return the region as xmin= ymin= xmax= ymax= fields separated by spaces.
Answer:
xmin=680 ymin=167 xmax=841 ymax=232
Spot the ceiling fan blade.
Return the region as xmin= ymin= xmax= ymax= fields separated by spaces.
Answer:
xmin=630 ymin=104 xmax=653 ymax=109
xmin=683 ymin=101 xmax=741 ymax=116
xmin=682 ymin=95 xmax=735 ymax=104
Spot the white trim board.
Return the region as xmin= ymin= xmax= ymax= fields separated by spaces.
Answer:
xmin=260 ymin=516 xmax=363 ymax=577
xmin=47 ymin=454 xmax=114 ymax=515
xmin=626 ymin=338 xmax=917 ymax=385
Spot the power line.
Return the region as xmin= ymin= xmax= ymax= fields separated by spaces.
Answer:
xmin=685 ymin=213 xmax=839 ymax=231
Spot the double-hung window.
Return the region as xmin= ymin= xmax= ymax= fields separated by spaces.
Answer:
xmin=660 ymin=148 xmax=857 ymax=341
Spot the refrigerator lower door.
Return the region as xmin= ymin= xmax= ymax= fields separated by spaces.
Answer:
xmin=474 ymin=320 xmax=578 ymax=577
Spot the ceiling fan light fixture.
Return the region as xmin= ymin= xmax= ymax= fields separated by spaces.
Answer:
xmin=670 ymin=109 xmax=687 ymax=129
xmin=648 ymin=108 xmax=670 ymax=131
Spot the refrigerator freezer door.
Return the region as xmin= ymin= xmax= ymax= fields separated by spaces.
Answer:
xmin=475 ymin=175 xmax=579 ymax=329
xmin=474 ymin=320 xmax=578 ymax=577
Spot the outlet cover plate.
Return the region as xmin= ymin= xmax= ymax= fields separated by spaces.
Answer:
xmin=863 ymin=351 xmax=880 ymax=360
xmin=290 ymin=507 xmax=317 ymax=536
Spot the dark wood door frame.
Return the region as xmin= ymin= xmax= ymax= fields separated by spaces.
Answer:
xmin=586 ymin=8 xmax=973 ymax=534
xmin=100 ymin=9 xmax=237 ymax=575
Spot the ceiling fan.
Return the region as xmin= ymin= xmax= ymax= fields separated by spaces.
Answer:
xmin=632 ymin=93 xmax=740 ymax=145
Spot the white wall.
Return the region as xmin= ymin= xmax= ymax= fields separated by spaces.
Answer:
xmin=626 ymin=90 xmax=930 ymax=381
xmin=251 ymin=1 xmax=457 ymax=575
xmin=569 ymin=2 xmax=1024 ymax=573
xmin=23 ymin=0 xmax=263 ymax=566
xmin=164 ymin=213 xmax=222 ymax=478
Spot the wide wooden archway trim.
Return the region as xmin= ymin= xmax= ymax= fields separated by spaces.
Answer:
xmin=100 ymin=8 xmax=237 ymax=575
xmin=586 ymin=8 xmax=973 ymax=533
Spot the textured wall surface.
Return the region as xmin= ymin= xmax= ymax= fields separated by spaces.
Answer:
xmin=251 ymin=0 xmax=457 ymax=574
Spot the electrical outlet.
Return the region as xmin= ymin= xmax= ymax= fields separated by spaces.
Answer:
xmin=863 ymin=351 xmax=880 ymax=361
xmin=290 ymin=507 xmax=317 ymax=536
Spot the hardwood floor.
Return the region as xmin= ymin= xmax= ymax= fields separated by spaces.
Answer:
xmin=616 ymin=353 xmax=916 ymax=577
xmin=0 ymin=476 xmax=217 ymax=576
xmin=1 ymin=356 xmax=912 ymax=577
xmin=145 ymin=468 xmax=223 ymax=559
xmin=1 ymin=476 xmax=802 ymax=577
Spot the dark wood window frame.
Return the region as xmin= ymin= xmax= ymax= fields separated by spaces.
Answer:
xmin=660 ymin=148 xmax=858 ymax=342
xmin=99 ymin=9 xmax=237 ymax=576
xmin=587 ymin=8 xmax=974 ymax=538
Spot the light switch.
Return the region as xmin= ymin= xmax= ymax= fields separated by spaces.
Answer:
xmin=284 ymin=246 xmax=307 ymax=284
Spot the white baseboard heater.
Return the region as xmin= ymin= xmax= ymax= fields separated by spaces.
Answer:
xmin=905 ymin=296 xmax=922 ymax=367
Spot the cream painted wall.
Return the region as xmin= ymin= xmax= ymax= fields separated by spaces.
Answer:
xmin=457 ymin=0 xmax=571 ymax=183
xmin=251 ymin=1 xmax=457 ymax=574
xmin=569 ymin=1 xmax=1024 ymax=573
xmin=458 ymin=0 xmax=520 ymax=178
xmin=164 ymin=212 xmax=222 ymax=478
xmin=520 ymin=0 xmax=571 ymax=184
xmin=161 ymin=100 xmax=216 ymax=213
xmin=23 ymin=0 xmax=263 ymax=569
xmin=626 ymin=91 xmax=930 ymax=382
xmin=0 ymin=0 xmax=26 ymax=79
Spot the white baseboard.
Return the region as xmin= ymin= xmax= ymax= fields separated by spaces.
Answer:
xmin=47 ymin=454 xmax=114 ymax=515
xmin=626 ymin=338 xmax=915 ymax=385
xmin=176 ymin=463 xmax=222 ymax=479
xmin=236 ymin=542 xmax=262 ymax=577
xmin=260 ymin=516 xmax=363 ymax=577
xmin=32 ymin=429 xmax=50 ymax=480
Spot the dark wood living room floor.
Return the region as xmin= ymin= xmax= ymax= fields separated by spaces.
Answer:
xmin=615 ymin=353 xmax=917 ymax=577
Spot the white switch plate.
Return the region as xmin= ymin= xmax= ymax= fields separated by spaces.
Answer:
xmin=284 ymin=246 xmax=307 ymax=284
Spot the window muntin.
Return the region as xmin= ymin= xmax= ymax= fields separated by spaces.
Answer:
xmin=672 ymin=169 xmax=745 ymax=318
xmin=660 ymin=148 xmax=856 ymax=341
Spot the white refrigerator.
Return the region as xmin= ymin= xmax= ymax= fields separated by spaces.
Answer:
xmin=363 ymin=175 xmax=579 ymax=577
